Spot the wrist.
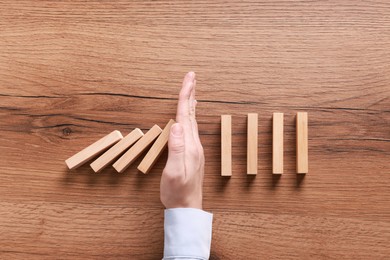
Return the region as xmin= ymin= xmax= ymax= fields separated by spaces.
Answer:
xmin=162 ymin=197 xmax=203 ymax=209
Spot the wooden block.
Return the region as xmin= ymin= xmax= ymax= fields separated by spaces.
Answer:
xmin=65 ymin=130 xmax=123 ymax=170
xmin=296 ymin=112 xmax=308 ymax=174
xmin=221 ymin=115 xmax=232 ymax=176
xmin=247 ymin=113 xmax=258 ymax=175
xmin=90 ymin=128 xmax=144 ymax=173
xmin=137 ymin=119 xmax=175 ymax=174
xmin=272 ymin=112 xmax=284 ymax=174
xmin=113 ymin=125 xmax=162 ymax=173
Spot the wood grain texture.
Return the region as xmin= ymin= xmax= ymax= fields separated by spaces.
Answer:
xmin=0 ymin=0 xmax=389 ymax=259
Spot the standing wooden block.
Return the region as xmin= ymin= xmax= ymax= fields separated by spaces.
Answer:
xmin=90 ymin=128 xmax=144 ymax=173
xmin=296 ymin=112 xmax=308 ymax=174
xmin=137 ymin=119 xmax=175 ymax=174
xmin=113 ymin=125 xmax=162 ymax=173
xmin=247 ymin=113 xmax=258 ymax=175
xmin=65 ymin=130 xmax=123 ymax=170
xmin=221 ymin=115 xmax=232 ymax=176
xmin=273 ymin=113 xmax=284 ymax=174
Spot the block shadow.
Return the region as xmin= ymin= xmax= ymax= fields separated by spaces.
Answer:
xmin=296 ymin=173 xmax=305 ymax=188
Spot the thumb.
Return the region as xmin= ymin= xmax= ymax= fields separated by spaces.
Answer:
xmin=164 ymin=123 xmax=185 ymax=176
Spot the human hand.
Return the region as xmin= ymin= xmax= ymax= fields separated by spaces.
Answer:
xmin=160 ymin=72 xmax=205 ymax=209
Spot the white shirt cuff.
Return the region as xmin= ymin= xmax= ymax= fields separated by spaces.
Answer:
xmin=163 ymin=208 xmax=213 ymax=260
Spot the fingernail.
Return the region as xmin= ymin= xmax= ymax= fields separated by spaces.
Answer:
xmin=188 ymin=71 xmax=195 ymax=81
xmin=171 ymin=123 xmax=183 ymax=137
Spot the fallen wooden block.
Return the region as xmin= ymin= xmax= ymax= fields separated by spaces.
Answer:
xmin=65 ymin=130 xmax=123 ymax=170
xmin=221 ymin=115 xmax=232 ymax=176
xmin=247 ymin=113 xmax=258 ymax=175
xmin=296 ymin=112 xmax=308 ymax=174
xmin=272 ymin=112 xmax=284 ymax=174
xmin=90 ymin=128 xmax=144 ymax=173
xmin=113 ymin=125 xmax=162 ymax=173
xmin=137 ymin=119 xmax=175 ymax=174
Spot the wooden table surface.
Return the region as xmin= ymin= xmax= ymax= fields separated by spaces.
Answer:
xmin=1 ymin=1 xmax=389 ymax=259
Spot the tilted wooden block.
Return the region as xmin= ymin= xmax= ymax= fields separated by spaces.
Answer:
xmin=247 ymin=113 xmax=258 ymax=175
xmin=272 ymin=112 xmax=284 ymax=174
xmin=90 ymin=128 xmax=144 ymax=173
xmin=296 ymin=112 xmax=308 ymax=174
xmin=221 ymin=115 xmax=232 ymax=176
xmin=137 ymin=119 xmax=175 ymax=174
xmin=113 ymin=125 xmax=162 ymax=173
xmin=65 ymin=130 xmax=123 ymax=170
